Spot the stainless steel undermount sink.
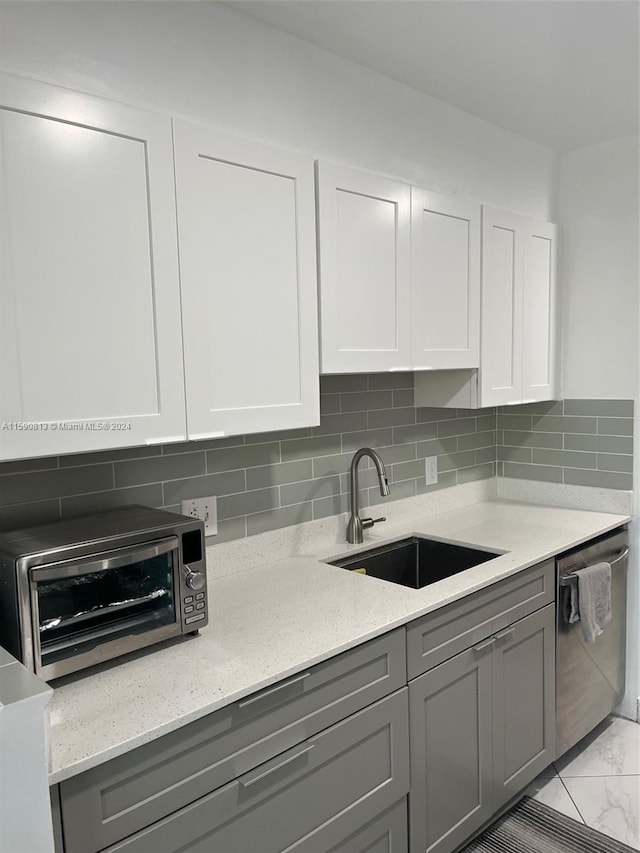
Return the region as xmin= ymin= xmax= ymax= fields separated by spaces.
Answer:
xmin=328 ymin=536 xmax=501 ymax=589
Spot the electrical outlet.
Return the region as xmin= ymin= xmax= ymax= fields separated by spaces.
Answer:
xmin=181 ymin=496 xmax=217 ymax=536
xmin=425 ymin=456 xmax=438 ymax=486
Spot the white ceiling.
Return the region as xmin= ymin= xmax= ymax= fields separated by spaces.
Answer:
xmin=225 ymin=0 xmax=639 ymax=151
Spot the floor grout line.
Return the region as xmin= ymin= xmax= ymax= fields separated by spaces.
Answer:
xmin=558 ymin=775 xmax=587 ymax=825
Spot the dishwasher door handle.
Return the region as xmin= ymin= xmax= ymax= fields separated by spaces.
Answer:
xmin=559 ymin=547 xmax=629 ymax=587
xmin=609 ymin=547 xmax=630 ymax=567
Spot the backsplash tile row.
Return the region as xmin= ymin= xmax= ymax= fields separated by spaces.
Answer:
xmin=0 ymin=385 xmax=633 ymax=541
xmin=0 ymin=373 xmax=497 ymax=539
xmin=496 ymin=399 xmax=634 ymax=490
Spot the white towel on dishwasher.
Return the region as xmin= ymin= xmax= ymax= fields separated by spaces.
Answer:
xmin=576 ymin=561 xmax=612 ymax=644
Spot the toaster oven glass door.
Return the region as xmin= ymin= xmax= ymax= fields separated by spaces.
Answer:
xmin=27 ymin=536 xmax=181 ymax=679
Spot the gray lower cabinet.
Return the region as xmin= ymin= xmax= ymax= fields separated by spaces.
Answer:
xmin=59 ymin=629 xmax=406 ymax=853
xmin=103 ymin=689 xmax=409 ymax=853
xmin=408 ymin=641 xmax=493 ymax=853
xmin=491 ymin=604 xmax=556 ymax=810
xmin=408 ymin=603 xmax=555 ymax=853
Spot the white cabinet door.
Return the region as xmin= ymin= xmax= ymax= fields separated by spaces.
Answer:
xmin=522 ymin=219 xmax=558 ymax=402
xmin=316 ymin=162 xmax=411 ymax=374
xmin=480 ymin=207 xmax=525 ymax=407
xmin=411 ymin=189 xmax=480 ymax=370
xmin=173 ymin=122 xmax=319 ymax=438
xmin=0 ymin=73 xmax=186 ymax=461
xmin=480 ymin=207 xmax=557 ymax=407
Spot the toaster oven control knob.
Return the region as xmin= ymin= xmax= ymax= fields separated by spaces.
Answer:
xmin=185 ymin=568 xmax=205 ymax=591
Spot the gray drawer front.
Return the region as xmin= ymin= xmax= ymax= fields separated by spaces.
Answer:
xmin=105 ymin=689 xmax=410 ymax=853
xmin=60 ymin=628 xmax=406 ymax=853
xmin=407 ymin=560 xmax=554 ymax=679
xmin=326 ymin=800 xmax=408 ymax=853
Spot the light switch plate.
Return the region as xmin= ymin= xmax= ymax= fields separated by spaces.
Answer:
xmin=181 ymin=496 xmax=217 ymax=535
xmin=425 ymin=456 xmax=438 ymax=486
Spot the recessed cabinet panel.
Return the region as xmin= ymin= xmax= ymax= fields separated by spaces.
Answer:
xmin=174 ymin=123 xmax=319 ymax=438
xmin=522 ymin=225 xmax=557 ymax=401
xmin=411 ymin=190 xmax=480 ymax=369
xmin=0 ymin=73 xmax=186 ymax=459
xmin=198 ymin=159 xmax=300 ymax=410
xmin=3 ymin=112 xmax=158 ymax=421
xmin=317 ymin=162 xmax=411 ymax=373
xmin=409 ymin=649 xmax=493 ymax=853
xmin=492 ymin=604 xmax=556 ymax=810
xmin=336 ymin=190 xmax=399 ymax=352
xmin=480 ymin=211 xmax=523 ymax=406
xmin=480 ymin=207 xmax=557 ymax=408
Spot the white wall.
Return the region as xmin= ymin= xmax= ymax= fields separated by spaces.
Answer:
xmin=559 ymin=137 xmax=639 ymax=399
xmin=0 ymin=0 xmax=558 ymax=219
xmin=559 ymin=137 xmax=640 ymax=717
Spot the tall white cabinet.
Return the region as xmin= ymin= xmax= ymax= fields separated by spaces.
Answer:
xmin=316 ymin=162 xmax=412 ymax=373
xmin=480 ymin=208 xmax=557 ymax=406
xmin=0 ymin=73 xmax=187 ymax=460
xmin=173 ymin=123 xmax=320 ymax=438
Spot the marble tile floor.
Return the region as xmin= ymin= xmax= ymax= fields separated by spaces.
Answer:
xmin=526 ymin=715 xmax=640 ymax=850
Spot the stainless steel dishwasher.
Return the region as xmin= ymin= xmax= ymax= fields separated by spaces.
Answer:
xmin=556 ymin=526 xmax=629 ymax=758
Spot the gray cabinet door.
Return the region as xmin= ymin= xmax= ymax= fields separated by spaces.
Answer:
xmin=408 ymin=645 xmax=493 ymax=853
xmin=491 ymin=603 xmax=556 ymax=809
xmin=105 ymin=689 xmax=409 ymax=853
xmin=327 ymin=800 xmax=408 ymax=853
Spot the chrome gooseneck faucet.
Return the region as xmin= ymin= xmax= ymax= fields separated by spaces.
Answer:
xmin=346 ymin=447 xmax=391 ymax=544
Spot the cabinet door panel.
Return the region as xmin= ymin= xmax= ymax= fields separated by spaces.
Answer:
xmin=174 ymin=122 xmax=319 ymax=438
xmin=480 ymin=207 xmax=523 ymax=406
xmin=492 ymin=604 xmax=556 ymax=810
xmin=522 ymin=222 xmax=558 ymax=401
xmin=411 ymin=190 xmax=480 ymax=369
xmin=409 ymin=648 xmax=493 ymax=853
xmin=317 ymin=162 xmax=411 ymax=373
xmin=0 ymin=73 xmax=186 ymax=459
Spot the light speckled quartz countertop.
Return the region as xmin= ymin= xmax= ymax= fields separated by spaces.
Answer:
xmin=47 ymin=495 xmax=629 ymax=784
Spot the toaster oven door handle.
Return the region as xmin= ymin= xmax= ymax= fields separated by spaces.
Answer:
xmin=30 ymin=536 xmax=180 ymax=582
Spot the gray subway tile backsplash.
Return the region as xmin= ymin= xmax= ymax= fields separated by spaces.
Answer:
xmin=564 ymin=399 xmax=634 ymax=417
xmin=563 ymin=468 xmax=633 ymax=491
xmin=531 ymin=448 xmax=598 ymax=469
xmin=502 ymin=462 xmax=564 ymax=483
xmin=0 ymin=382 xmax=632 ymax=542
xmin=597 ymin=417 xmax=634 ymax=436
xmin=114 ymin=452 xmax=205 ymax=488
xmin=564 ymin=433 xmax=633 ymax=454
xmin=502 ymin=430 xmax=563 ymax=450
xmin=246 ymin=459 xmax=313 ymax=490
xmin=205 ymin=442 xmax=280 ymax=474
xmin=498 ymin=398 xmax=633 ymax=491
xmin=246 ymin=502 xmax=313 ymax=537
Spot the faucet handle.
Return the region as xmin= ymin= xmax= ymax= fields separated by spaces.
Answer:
xmin=361 ymin=516 xmax=386 ymax=530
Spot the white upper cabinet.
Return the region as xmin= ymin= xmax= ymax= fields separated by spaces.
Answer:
xmin=411 ymin=189 xmax=481 ymax=370
xmin=173 ymin=122 xmax=320 ymax=438
xmin=480 ymin=207 xmax=557 ymax=407
xmin=522 ymin=220 xmax=558 ymax=402
xmin=0 ymin=73 xmax=186 ymax=461
xmin=316 ymin=162 xmax=412 ymax=373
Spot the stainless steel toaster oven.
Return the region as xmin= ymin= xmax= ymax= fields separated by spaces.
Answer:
xmin=0 ymin=505 xmax=208 ymax=681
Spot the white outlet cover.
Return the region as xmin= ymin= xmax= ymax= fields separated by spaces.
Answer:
xmin=425 ymin=456 xmax=438 ymax=486
xmin=181 ymin=496 xmax=218 ymax=535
